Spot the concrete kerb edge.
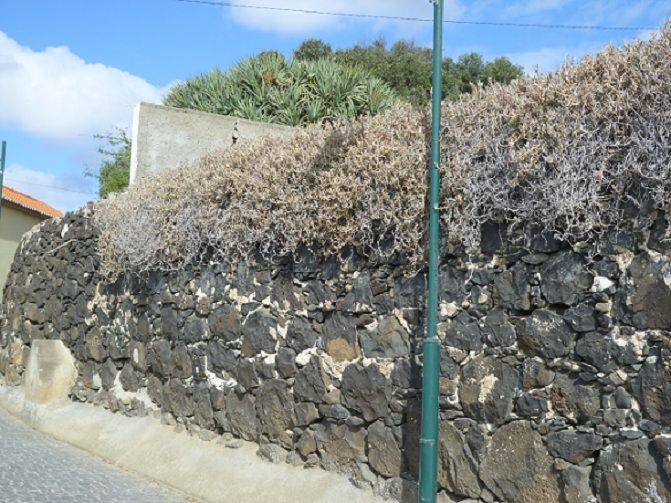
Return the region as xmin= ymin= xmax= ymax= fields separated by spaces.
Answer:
xmin=0 ymin=380 xmax=382 ymax=503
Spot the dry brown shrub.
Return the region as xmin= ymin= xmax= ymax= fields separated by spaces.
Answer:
xmin=97 ymin=106 xmax=429 ymax=276
xmin=441 ymin=24 xmax=671 ymax=251
xmin=97 ymin=24 xmax=671 ymax=276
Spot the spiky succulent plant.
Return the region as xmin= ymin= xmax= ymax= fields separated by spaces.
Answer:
xmin=163 ymin=52 xmax=397 ymax=126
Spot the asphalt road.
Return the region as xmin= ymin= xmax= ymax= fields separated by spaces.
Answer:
xmin=0 ymin=407 xmax=190 ymax=503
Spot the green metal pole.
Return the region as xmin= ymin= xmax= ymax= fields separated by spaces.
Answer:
xmin=0 ymin=141 xmax=6 ymax=222
xmin=419 ymin=1 xmax=443 ymax=502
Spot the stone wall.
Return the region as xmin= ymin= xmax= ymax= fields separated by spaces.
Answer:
xmin=2 ymin=206 xmax=671 ymax=502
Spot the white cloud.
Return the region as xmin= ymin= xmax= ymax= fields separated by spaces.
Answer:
xmin=0 ymin=31 xmax=168 ymax=142
xmin=229 ymin=0 xmax=464 ymax=35
xmin=3 ymin=163 xmax=95 ymax=212
xmin=505 ymin=21 xmax=666 ymax=75
xmin=501 ymin=0 xmax=573 ymax=18
xmin=510 ymin=47 xmax=575 ymax=74
xmin=506 ymin=43 xmax=604 ymax=74
xmin=572 ymin=1 xmax=669 ymax=27
xmin=457 ymin=0 xmax=667 ymax=32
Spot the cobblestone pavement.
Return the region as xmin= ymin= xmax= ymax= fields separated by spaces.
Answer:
xmin=0 ymin=407 xmax=190 ymax=503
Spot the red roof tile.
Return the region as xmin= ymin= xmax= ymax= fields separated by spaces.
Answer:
xmin=1 ymin=185 xmax=63 ymax=219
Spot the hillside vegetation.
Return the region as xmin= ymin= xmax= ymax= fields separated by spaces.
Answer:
xmin=93 ymin=41 xmax=521 ymax=197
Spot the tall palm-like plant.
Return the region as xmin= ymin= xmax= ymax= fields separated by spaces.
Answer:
xmin=164 ymin=53 xmax=397 ymax=126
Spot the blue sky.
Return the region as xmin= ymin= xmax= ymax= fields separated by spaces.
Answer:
xmin=1 ymin=0 xmax=669 ymax=211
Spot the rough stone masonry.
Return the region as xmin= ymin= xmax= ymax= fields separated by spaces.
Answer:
xmin=2 ymin=205 xmax=671 ymax=502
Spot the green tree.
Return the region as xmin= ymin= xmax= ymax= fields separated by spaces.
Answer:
xmin=481 ymin=57 xmax=526 ymax=85
xmin=294 ymin=39 xmax=333 ymax=61
xmin=164 ymin=52 xmax=396 ymax=126
xmin=88 ymin=129 xmax=131 ymax=198
xmin=455 ymin=53 xmax=485 ymax=92
xmin=334 ymin=39 xmax=433 ymax=107
xmin=305 ymin=38 xmax=524 ymax=106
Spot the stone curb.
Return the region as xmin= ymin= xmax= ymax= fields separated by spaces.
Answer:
xmin=0 ymin=382 xmax=381 ymax=503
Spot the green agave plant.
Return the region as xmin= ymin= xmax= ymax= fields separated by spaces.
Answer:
xmin=164 ymin=53 xmax=397 ymax=126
